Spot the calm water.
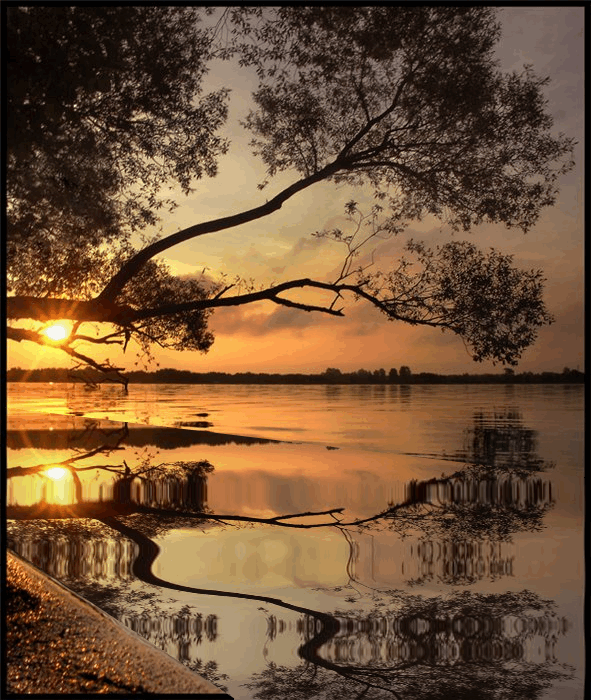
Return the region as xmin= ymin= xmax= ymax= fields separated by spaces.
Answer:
xmin=7 ymin=382 xmax=585 ymax=700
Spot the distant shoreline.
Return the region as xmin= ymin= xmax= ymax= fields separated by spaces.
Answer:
xmin=6 ymin=367 xmax=585 ymax=385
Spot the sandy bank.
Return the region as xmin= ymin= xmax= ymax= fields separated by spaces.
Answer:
xmin=5 ymin=550 xmax=232 ymax=697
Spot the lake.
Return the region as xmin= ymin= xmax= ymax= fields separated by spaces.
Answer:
xmin=6 ymin=382 xmax=585 ymax=700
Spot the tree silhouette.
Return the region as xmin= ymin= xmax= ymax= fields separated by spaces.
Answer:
xmin=7 ymin=6 xmax=574 ymax=382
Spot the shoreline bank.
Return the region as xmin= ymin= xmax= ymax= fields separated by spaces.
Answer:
xmin=5 ymin=551 xmax=232 ymax=698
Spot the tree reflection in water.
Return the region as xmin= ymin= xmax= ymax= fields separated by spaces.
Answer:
xmin=6 ymin=409 xmax=574 ymax=698
xmin=372 ymin=408 xmax=555 ymax=589
xmin=247 ymin=591 xmax=572 ymax=700
xmin=459 ymin=409 xmax=547 ymax=471
xmin=412 ymin=407 xmax=552 ymax=473
xmin=405 ymin=539 xmax=514 ymax=588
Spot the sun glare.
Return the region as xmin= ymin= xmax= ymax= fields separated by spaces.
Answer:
xmin=45 ymin=467 xmax=68 ymax=480
xmin=43 ymin=323 xmax=69 ymax=341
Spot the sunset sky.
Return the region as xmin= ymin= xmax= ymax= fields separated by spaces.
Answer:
xmin=9 ymin=6 xmax=584 ymax=375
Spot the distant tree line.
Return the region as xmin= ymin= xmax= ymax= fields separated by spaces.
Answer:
xmin=6 ymin=366 xmax=584 ymax=385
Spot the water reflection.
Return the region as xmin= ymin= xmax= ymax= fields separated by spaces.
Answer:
xmin=11 ymin=530 xmax=135 ymax=582
xmin=6 ymin=419 xmax=129 ymax=451
xmin=324 ymin=385 xmax=342 ymax=401
xmin=7 ymin=412 xmax=556 ymax=587
xmin=410 ymin=408 xmax=552 ymax=472
xmin=448 ymin=407 xmax=553 ymax=472
xmin=406 ymin=539 xmax=514 ymax=587
xmin=321 ymin=383 xmax=408 ymax=404
xmin=317 ymin=604 xmax=569 ymax=667
xmin=455 ymin=409 xmax=547 ymax=471
xmin=396 ymin=463 xmax=554 ymax=541
xmin=122 ymin=609 xmax=219 ymax=653
xmin=6 ymin=399 xmax=578 ymax=699
xmin=8 ymin=518 xmax=573 ymax=700
xmin=7 ymin=519 xmax=136 ymax=583
xmin=246 ymin=591 xmax=573 ymax=700
xmin=6 ymin=423 xmax=280 ymax=451
xmin=7 ymin=446 xmax=212 ymax=520
xmin=399 ymin=384 xmax=412 ymax=406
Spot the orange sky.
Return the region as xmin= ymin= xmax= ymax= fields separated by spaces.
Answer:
xmin=8 ymin=7 xmax=584 ymax=375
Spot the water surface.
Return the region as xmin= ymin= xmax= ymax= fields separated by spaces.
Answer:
xmin=7 ymin=383 xmax=584 ymax=699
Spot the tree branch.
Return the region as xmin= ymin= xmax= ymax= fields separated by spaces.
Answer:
xmin=270 ymin=296 xmax=344 ymax=316
xmin=96 ymin=161 xmax=343 ymax=303
xmin=6 ymin=326 xmax=129 ymax=388
xmin=7 ymin=275 xmax=450 ymax=330
xmin=7 ymin=503 xmax=347 ymax=527
xmin=126 ymin=278 xmax=353 ymax=321
xmin=338 ymin=70 xmax=415 ymax=159
xmin=6 ymin=297 xmax=135 ymax=324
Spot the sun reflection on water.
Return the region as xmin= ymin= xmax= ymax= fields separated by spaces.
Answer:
xmin=43 ymin=466 xmax=73 ymax=504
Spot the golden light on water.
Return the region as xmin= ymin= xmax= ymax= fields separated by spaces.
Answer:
xmin=42 ymin=323 xmax=69 ymax=341
xmin=45 ymin=466 xmax=68 ymax=480
xmin=42 ymin=466 xmax=73 ymax=504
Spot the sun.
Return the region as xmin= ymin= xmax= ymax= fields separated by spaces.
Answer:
xmin=43 ymin=323 xmax=70 ymax=341
xmin=45 ymin=467 xmax=68 ymax=480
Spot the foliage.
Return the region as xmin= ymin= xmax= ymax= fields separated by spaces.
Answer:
xmin=113 ymin=247 xmax=216 ymax=355
xmin=6 ymin=6 xmax=227 ymax=363
xmin=359 ymin=239 xmax=553 ymax=365
xmin=246 ymin=654 xmax=572 ymax=700
xmin=6 ymin=5 xmax=227 ymax=294
xmin=232 ymin=6 xmax=573 ymax=231
xmin=5 ymin=366 xmax=586 ymax=385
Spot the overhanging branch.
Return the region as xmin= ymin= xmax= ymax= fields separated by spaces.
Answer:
xmin=127 ymin=278 xmax=352 ymax=321
xmin=96 ymin=160 xmax=344 ymax=303
xmin=271 ymin=296 xmax=344 ymax=315
xmin=6 ymin=297 xmax=135 ymax=324
xmin=7 ymin=276 xmax=450 ymax=328
xmin=7 ymin=326 xmax=129 ymax=388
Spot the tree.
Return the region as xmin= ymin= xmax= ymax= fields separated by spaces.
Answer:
xmin=372 ymin=368 xmax=386 ymax=383
xmin=323 ymin=368 xmax=343 ymax=383
xmin=6 ymin=6 xmax=575 ymax=383
xmin=6 ymin=6 xmax=228 ymax=284
xmin=355 ymin=369 xmax=373 ymax=383
xmin=388 ymin=368 xmax=399 ymax=382
xmin=399 ymin=365 xmax=412 ymax=382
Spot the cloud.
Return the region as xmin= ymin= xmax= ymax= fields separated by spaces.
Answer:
xmin=219 ymin=234 xmax=334 ymax=281
xmin=208 ymin=290 xmax=398 ymax=340
xmin=209 ymin=301 xmax=340 ymax=337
